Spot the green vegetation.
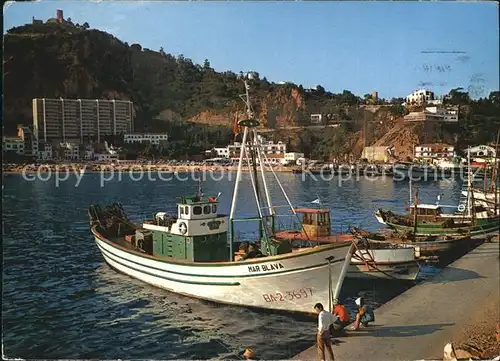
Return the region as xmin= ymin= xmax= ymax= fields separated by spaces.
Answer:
xmin=3 ymin=21 xmax=500 ymax=160
xmin=119 ymin=121 xmax=234 ymax=160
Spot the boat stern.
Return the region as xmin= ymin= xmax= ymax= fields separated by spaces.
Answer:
xmin=375 ymin=209 xmax=387 ymax=225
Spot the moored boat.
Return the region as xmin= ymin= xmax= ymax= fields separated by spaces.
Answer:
xmin=375 ymin=204 xmax=499 ymax=237
xmin=350 ymin=227 xmax=483 ymax=258
xmin=348 ymin=242 xmax=420 ymax=280
xmin=274 ymin=208 xmax=421 ymax=281
xmin=89 ymin=201 xmax=353 ymax=313
xmin=89 ymin=73 xmax=356 ymax=314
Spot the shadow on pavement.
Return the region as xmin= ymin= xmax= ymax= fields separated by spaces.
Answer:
xmin=349 ymin=323 xmax=455 ymax=338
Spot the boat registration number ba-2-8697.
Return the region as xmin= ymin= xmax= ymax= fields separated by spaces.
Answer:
xmin=262 ymin=288 xmax=313 ymax=303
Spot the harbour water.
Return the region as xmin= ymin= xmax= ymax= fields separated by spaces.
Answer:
xmin=2 ymin=172 xmax=464 ymax=359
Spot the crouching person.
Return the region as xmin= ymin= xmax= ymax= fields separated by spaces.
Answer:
xmin=353 ymin=297 xmax=375 ymax=330
xmin=330 ymin=299 xmax=350 ymax=336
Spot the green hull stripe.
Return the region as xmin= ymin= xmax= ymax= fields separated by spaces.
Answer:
xmin=95 ymin=236 xmax=343 ymax=278
xmin=92 ymin=226 xmax=349 ymax=266
xmin=97 ymin=243 xmax=240 ymax=286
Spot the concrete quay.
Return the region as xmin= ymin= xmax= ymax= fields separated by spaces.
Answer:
xmin=293 ymin=240 xmax=500 ymax=361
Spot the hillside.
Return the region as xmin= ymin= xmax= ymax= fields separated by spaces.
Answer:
xmin=4 ymin=21 xmax=323 ymax=133
xmin=3 ymin=21 xmax=500 ymax=159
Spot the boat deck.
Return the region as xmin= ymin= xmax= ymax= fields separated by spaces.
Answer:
xmin=274 ymin=231 xmax=354 ymax=244
xmin=293 ymin=240 xmax=500 ymax=361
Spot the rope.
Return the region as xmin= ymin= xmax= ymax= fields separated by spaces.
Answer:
xmin=349 ymin=227 xmax=408 ymax=281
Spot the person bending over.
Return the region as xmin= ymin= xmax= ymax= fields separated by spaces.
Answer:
xmin=353 ymin=297 xmax=375 ymax=330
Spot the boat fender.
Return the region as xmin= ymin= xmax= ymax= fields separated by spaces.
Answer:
xmin=457 ymin=204 xmax=466 ymax=212
xmin=179 ymin=222 xmax=187 ymax=235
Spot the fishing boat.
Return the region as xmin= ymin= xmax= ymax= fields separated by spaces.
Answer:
xmin=292 ymin=167 xmax=333 ymax=176
xmin=462 ymin=130 xmax=500 ymax=214
xmin=392 ymin=162 xmax=444 ymax=181
xmin=349 ymin=242 xmax=420 ymax=280
xmin=461 ymin=188 xmax=499 ymax=212
xmin=375 ymin=203 xmax=499 ymax=237
xmin=88 ymin=73 xmax=355 ymax=314
xmin=350 ymin=227 xmax=478 ymax=257
xmin=376 ymin=167 xmax=499 ymax=237
xmin=274 ymin=208 xmax=421 ymax=281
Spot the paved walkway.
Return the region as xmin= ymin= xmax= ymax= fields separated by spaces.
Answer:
xmin=293 ymin=240 xmax=500 ymax=361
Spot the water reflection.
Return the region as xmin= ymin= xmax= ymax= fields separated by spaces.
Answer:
xmin=2 ymin=174 xmax=463 ymax=359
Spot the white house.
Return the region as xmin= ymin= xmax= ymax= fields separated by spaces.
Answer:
xmin=414 ymin=144 xmax=455 ymax=160
xmin=310 ymin=114 xmax=322 ymax=124
xmin=405 ymin=89 xmax=435 ymax=105
xmin=282 ymin=152 xmax=306 ymax=165
xmin=258 ymin=135 xmax=286 ymax=154
xmin=124 ymin=133 xmax=168 ymax=145
xmin=404 ymin=106 xmax=458 ymax=123
xmin=95 ymin=153 xmax=119 ymax=162
xmin=213 ymin=147 xmax=230 ymax=159
xmin=464 ymin=145 xmax=496 ymax=158
xmin=425 ymin=106 xmax=458 ymax=122
xmin=228 ymin=136 xmax=287 ymax=159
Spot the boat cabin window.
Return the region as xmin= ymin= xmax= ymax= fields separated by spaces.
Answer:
xmin=180 ymin=207 xmax=184 ymax=215
xmin=212 ymin=204 xmax=217 ymax=213
xmin=318 ymin=213 xmax=328 ymax=225
xmin=203 ymin=205 xmax=211 ymax=214
xmin=303 ymin=213 xmax=313 ymax=225
xmin=185 ymin=206 xmax=189 ymax=215
xmin=193 ymin=206 xmax=202 ymax=215
xmin=412 ymin=208 xmax=437 ymax=216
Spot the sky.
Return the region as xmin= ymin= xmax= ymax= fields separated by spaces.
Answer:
xmin=4 ymin=1 xmax=499 ymax=99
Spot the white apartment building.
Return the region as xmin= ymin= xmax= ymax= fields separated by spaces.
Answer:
xmin=124 ymin=133 xmax=168 ymax=145
xmin=3 ymin=137 xmax=25 ymax=155
xmin=405 ymin=89 xmax=435 ymax=105
xmin=33 ymin=98 xmax=134 ymax=143
xmin=414 ymin=144 xmax=455 ymax=160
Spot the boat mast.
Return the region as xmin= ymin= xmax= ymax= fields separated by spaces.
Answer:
xmin=409 ymin=177 xmax=412 ymax=205
xmin=491 ymin=128 xmax=499 ymax=214
xmin=229 ymin=126 xmax=250 ymax=261
xmin=413 ymin=187 xmax=419 ymax=237
xmin=229 ymin=72 xmax=275 ymax=259
xmin=466 ymin=148 xmax=472 ymax=218
xmin=254 ymin=129 xmax=276 ymax=224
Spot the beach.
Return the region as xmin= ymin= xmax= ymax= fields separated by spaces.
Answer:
xmin=3 ymin=163 xmax=296 ymax=174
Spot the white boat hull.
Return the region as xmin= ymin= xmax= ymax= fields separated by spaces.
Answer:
xmin=461 ymin=189 xmax=500 ymax=214
xmin=346 ymin=248 xmax=420 ymax=281
xmin=94 ymin=232 xmax=352 ymax=314
xmin=374 ymin=210 xmax=386 ymax=225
